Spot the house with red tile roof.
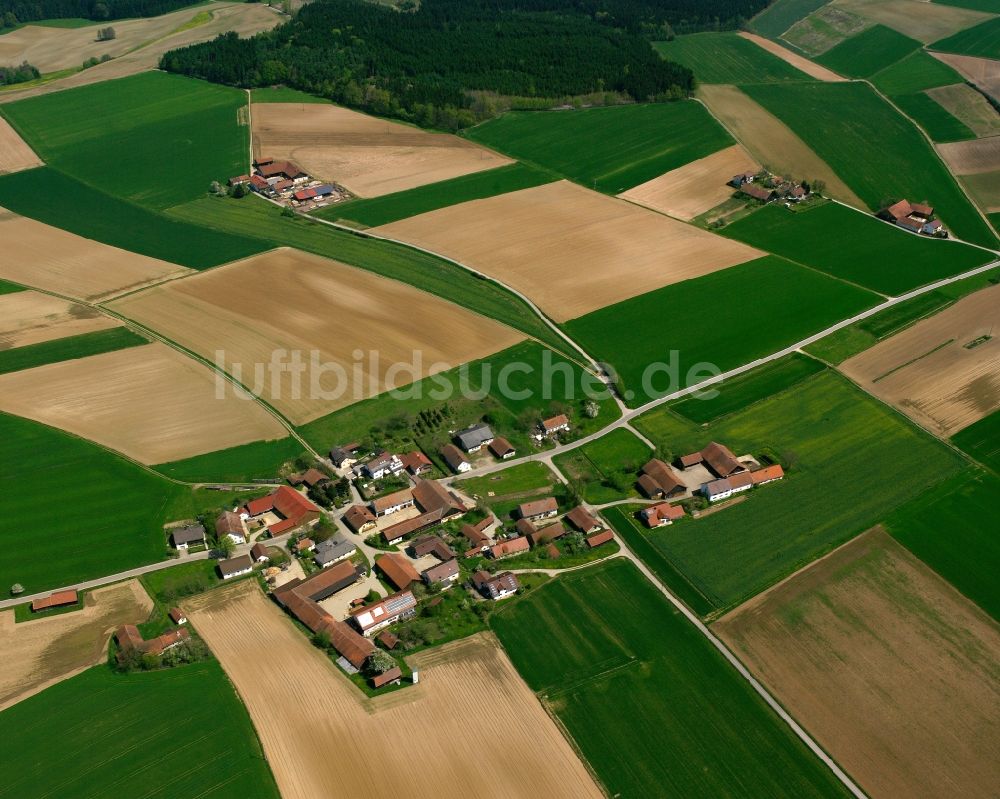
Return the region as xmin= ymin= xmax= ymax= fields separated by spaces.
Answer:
xmin=638 ymin=459 xmax=686 ymax=499
xmin=639 ymin=502 xmax=684 ymax=528
xmin=565 ymin=506 xmax=602 ymax=534
xmin=586 ymin=530 xmax=614 ymax=549
xmin=400 ymin=450 xmax=433 ymax=476
xmin=472 ymin=570 xmax=519 ymax=600
xmin=489 ymin=536 xmax=530 ymax=559
xmin=31 ymin=590 xmax=78 ymax=612
xmin=376 ymin=554 xmax=421 ymax=590
xmin=352 ymin=591 xmax=417 ymax=635
xmin=517 ymin=497 xmax=558 ymax=521
xmin=243 ymin=486 xmax=321 ymax=535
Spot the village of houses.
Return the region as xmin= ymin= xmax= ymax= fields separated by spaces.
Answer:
xmin=31 ymin=410 xmax=784 ymax=691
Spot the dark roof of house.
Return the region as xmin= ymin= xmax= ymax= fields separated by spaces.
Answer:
xmin=170 ymin=524 xmax=206 ymax=545
xmin=641 ymin=459 xmax=685 ymax=495
xmin=515 ymin=518 xmax=537 ymax=537
xmin=455 ymin=423 xmax=494 ymax=451
xmin=371 ymin=488 xmax=414 ymax=515
xmin=376 ymin=554 xmax=421 ymax=589
xmin=528 ymin=521 xmax=566 ymax=547
xmin=381 ymin=509 xmax=445 ymax=542
xmin=412 ymin=478 xmax=466 ymax=516
xmin=314 ymin=537 xmax=356 ymax=565
xmin=489 ymin=437 xmax=516 ymax=457
xmin=218 ymin=554 xmax=253 ymax=576
xmin=257 ymin=159 xmax=305 ymax=179
xmin=215 ymin=512 xmax=244 ymax=537
xmin=741 ymin=183 xmax=774 ymax=201
xmin=378 ymin=630 xmax=399 ymax=649
xmin=422 ymin=558 xmax=459 ymax=583
xmin=441 ymin=443 xmax=470 ymax=471
xmin=410 ymin=535 xmax=455 ymax=560
xmin=251 ymin=542 xmax=270 ymax=560
xmin=565 ymin=506 xmax=601 ymax=532
xmin=518 ymin=497 xmax=558 ymax=518
xmin=274 ymin=560 xmax=363 ymax=604
xmin=701 ymin=442 xmax=743 ymax=477
xmin=462 ymin=523 xmax=490 ymax=547
xmin=343 ymin=504 xmax=376 ymax=531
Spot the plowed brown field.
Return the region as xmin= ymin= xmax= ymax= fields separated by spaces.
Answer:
xmin=927 ymin=84 xmax=1000 ymax=138
xmin=0 ymin=117 xmax=42 ymax=174
xmin=716 ymin=528 xmax=1000 ymax=799
xmin=183 ymin=582 xmax=604 ymax=799
xmin=251 ymin=103 xmax=511 ymax=197
xmin=930 ymin=52 xmax=1000 ymax=102
xmin=0 ymin=342 xmax=288 ymax=462
xmin=0 ymin=209 xmax=191 ymax=301
xmin=373 ymin=180 xmax=763 ymax=321
xmin=0 ymin=580 xmax=152 ymax=711
xmin=937 ymin=135 xmax=1000 ymax=175
xmin=0 ymin=290 xmax=120 ymax=348
xmin=738 ymin=32 xmax=847 ymax=80
xmin=109 ymin=248 xmax=521 ymax=423
xmin=840 ymin=284 xmax=1000 ymax=435
xmin=831 ymin=0 xmax=994 ymax=43
xmin=619 ymin=144 xmax=759 ymax=220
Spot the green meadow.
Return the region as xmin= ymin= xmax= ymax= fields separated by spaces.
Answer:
xmin=891 ymin=92 xmax=975 ymax=142
xmin=552 ymin=428 xmax=652 ymax=503
xmin=655 ymin=32 xmax=814 ymax=84
xmin=871 ymin=49 xmax=966 ymax=95
xmin=456 ymin=461 xmax=556 ymax=498
xmin=464 ymin=102 xmax=734 ymax=193
xmin=0 ymin=662 xmax=279 ymax=799
xmin=720 ymin=201 xmax=990 ymax=295
xmin=0 ymin=328 xmax=148 ymax=375
xmin=815 ymin=24 xmax=921 ymax=77
xmin=742 ymin=81 xmax=998 ymax=247
xmin=750 ymin=0 xmax=830 ymax=38
xmin=563 ymin=256 xmax=878 ymax=406
xmin=931 ymin=16 xmax=1000 ymax=58
xmin=154 ymin=437 xmax=306 ymax=483
xmin=490 ymin=559 xmax=852 ymax=798
xmin=631 ymin=372 xmax=965 ymax=612
xmin=952 ymin=408 xmax=1000 ymax=473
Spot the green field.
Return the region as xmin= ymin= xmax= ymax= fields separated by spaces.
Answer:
xmin=0 ymin=412 xmax=185 ymax=594
xmin=933 ymin=0 xmax=1000 ymax=10
xmin=153 ymin=437 xmax=305 ymax=483
xmin=952 ymin=408 xmax=1000 ymax=472
xmin=563 ymin=256 xmax=879 ymax=406
xmin=0 ymin=168 xmax=268 ymax=269
xmin=0 ymin=279 xmax=24 ymax=294
xmin=250 ymin=86 xmax=331 ymax=103
xmin=931 ymin=15 xmax=1000 ymax=58
xmin=1 ymin=72 xmax=248 ymax=210
xmin=631 ymin=371 xmax=965 ymax=612
xmin=815 ymin=24 xmax=921 ymax=77
xmin=871 ymin=49 xmax=965 ymax=95
xmin=891 ymin=91 xmax=976 ymax=142
xmin=670 ymin=353 xmax=825 ymax=423
xmin=887 ymin=469 xmax=1000 ymax=621
xmin=552 ymin=428 xmax=652 ymax=503
xmin=490 ymin=559 xmax=851 ymax=798
xmin=751 ymin=0 xmax=831 ymax=38
xmin=318 ymin=163 xmax=555 ymax=227
xmin=655 ymin=33 xmax=814 ymax=84
xmin=456 ymin=461 xmax=556 ymax=498
xmin=296 ymin=340 xmax=617 ymax=452
xmin=166 ymin=195 xmax=573 ymax=357
xmin=720 ymin=201 xmax=990 ymax=295
xmin=742 ymin=81 xmax=998 ymax=247
xmin=463 ymin=102 xmax=734 ymax=193
xmin=0 ymin=328 xmax=148 ymax=375
xmin=0 ymin=662 xmax=279 ymax=799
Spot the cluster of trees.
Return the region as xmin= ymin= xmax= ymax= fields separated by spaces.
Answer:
xmin=160 ymin=0 xmax=699 ymax=130
xmin=81 ymin=52 xmax=111 ymax=68
xmin=95 ymin=24 xmax=114 ymax=39
xmin=116 ymin=637 xmax=210 ymax=673
xmin=1 ymin=0 xmax=194 ymax=23
xmin=307 ymin=476 xmax=351 ymax=509
xmin=0 ymin=60 xmax=39 ymax=85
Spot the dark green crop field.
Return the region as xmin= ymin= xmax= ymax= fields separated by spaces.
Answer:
xmin=750 ymin=0 xmax=830 ymax=38
xmin=952 ymin=408 xmax=1000 ymax=473
xmin=1 ymin=72 xmax=248 ymax=210
xmin=931 ymin=16 xmax=1000 ymax=58
xmin=463 ymin=102 xmax=734 ymax=193
xmin=563 ymin=256 xmax=879 ymax=406
xmin=887 ymin=469 xmax=1000 ymax=621
xmin=742 ymin=81 xmax=998 ymax=247
xmin=318 ymin=163 xmax=555 ymax=227
xmin=655 ymin=33 xmax=814 ymax=84
xmin=815 ymin=24 xmax=921 ymax=77
xmin=0 ymin=412 xmax=185 ymax=594
xmin=490 ymin=559 xmax=852 ymax=798
xmin=871 ymin=50 xmax=965 ymax=95
xmin=720 ymin=201 xmax=990 ymax=295
xmin=0 ymin=280 xmax=24 ymax=295
xmin=0 ymin=168 xmax=268 ymax=269
xmin=0 ymin=662 xmax=279 ymax=799
xmin=154 ymin=437 xmax=305 ymax=483
xmin=0 ymin=328 xmax=148 ymax=375
xmin=631 ymin=372 xmax=965 ymax=612
xmin=891 ymin=92 xmax=976 ymax=142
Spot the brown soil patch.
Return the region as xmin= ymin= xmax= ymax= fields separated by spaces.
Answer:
xmin=840 ymin=283 xmax=1000 ymax=436
xmin=183 ymin=581 xmax=604 ymax=799
xmin=373 ymin=180 xmax=762 ymax=322
xmin=0 ymin=2 xmax=278 ymax=104
xmin=961 ymin=170 xmax=1000 ymax=212
xmin=0 ymin=580 xmax=152 ymax=711
xmin=738 ymin=32 xmax=848 ymax=80
xmin=0 ymin=341 xmax=288 ymax=462
xmin=782 ymin=5 xmax=871 ymax=55
xmin=0 ymin=116 xmax=42 ymax=174
xmin=715 ymin=528 xmax=1000 ymax=799
xmin=930 ymin=52 xmax=1000 ymax=102
xmin=618 ymin=144 xmax=759 ymax=221
xmin=831 ymin=0 xmax=995 ymax=43
xmin=937 ymin=135 xmax=1000 ymax=175
xmin=0 ymin=290 xmax=120 ymax=348
xmin=251 ymin=103 xmax=511 ymax=197
xmin=698 ymin=84 xmax=866 ymax=208
xmin=927 ymin=84 xmax=1000 ymax=138
xmin=110 ymin=248 xmax=521 ymax=424
xmin=0 ymin=209 xmax=191 ymax=301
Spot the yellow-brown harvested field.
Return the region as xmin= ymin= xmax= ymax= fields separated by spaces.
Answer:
xmin=250 ymin=102 xmax=512 ymax=197
xmin=961 ymin=170 xmax=1000 ymax=212
xmin=840 ymin=284 xmax=1000 ymax=436
xmin=618 ymin=144 xmax=759 ymax=221
xmin=0 ymin=342 xmax=288 ymax=462
xmin=110 ymin=248 xmax=521 ymax=423
xmin=0 ymin=290 xmax=120 ymax=349
xmin=0 ymin=117 xmax=42 ymax=174
xmin=374 ymin=180 xmax=763 ymax=322
xmin=0 ymin=209 xmax=191 ymax=301
xmin=930 ymin=52 xmax=1000 ymax=102
xmin=737 ymin=32 xmax=848 ymax=81
xmin=715 ymin=528 xmax=1000 ymax=799
xmin=0 ymin=2 xmax=278 ymax=104
xmin=0 ymin=580 xmax=152 ymax=711
xmin=697 ymin=84 xmax=866 ymax=208
xmin=937 ymin=135 xmax=1000 ymax=175
xmin=831 ymin=0 xmax=995 ymax=43
xmin=183 ymin=582 xmax=605 ymax=799
xmin=927 ymin=84 xmax=1000 ymax=138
